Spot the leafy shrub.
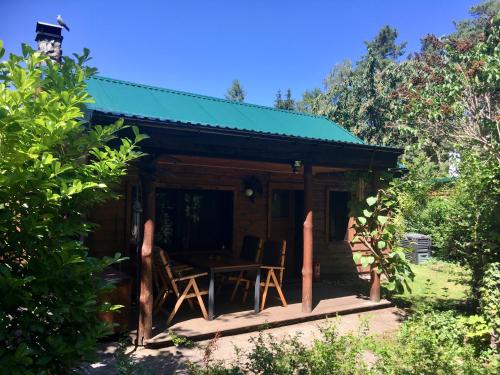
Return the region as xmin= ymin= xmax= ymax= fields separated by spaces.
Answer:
xmin=189 ymin=312 xmax=498 ymax=374
xmin=446 ymin=152 xmax=500 ymax=303
xmin=479 ymin=262 xmax=500 ymax=349
xmin=410 ymin=195 xmax=453 ymax=258
xmin=305 ymin=322 xmax=371 ymax=375
xmin=189 ymin=320 xmax=371 ymax=375
xmin=373 ymin=310 xmax=496 ymax=374
xmin=0 ymin=43 xmax=144 ymax=373
xmin=351 ymin=190 xmax=415 ymax=294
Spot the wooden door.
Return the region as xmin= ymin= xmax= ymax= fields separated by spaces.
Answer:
xmin=270 ymin=189 xmax=304 ymax=281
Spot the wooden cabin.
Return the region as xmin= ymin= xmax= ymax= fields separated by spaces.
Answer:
xmin=84 ymin=76 xmax=402 ymax=342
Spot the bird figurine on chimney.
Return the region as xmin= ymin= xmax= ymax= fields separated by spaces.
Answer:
xmin=56 ymin=15 xmax=70 ymax=31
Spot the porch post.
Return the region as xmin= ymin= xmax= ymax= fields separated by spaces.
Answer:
xmin=302 ymin=163 xmax=313 ymax=313
xmin=138 ymin=174 xmax=155 ymax=344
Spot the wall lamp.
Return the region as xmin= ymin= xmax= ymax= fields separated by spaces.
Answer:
xmin=292 ymin=160 xmax=302 ymax=174
xmin=243 ymin=176 xmax=263 ymax=202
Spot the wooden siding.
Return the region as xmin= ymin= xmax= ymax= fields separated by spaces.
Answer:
xmin=88 ymin=159 xmax=370 ymax=279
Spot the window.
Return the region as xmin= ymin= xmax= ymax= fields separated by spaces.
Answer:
xmin=155 ymin=188 xmax=233 ymax=252
xmin=329 ymin=191 xmax=351 ymax=241
xmin=271 ymin=190 xmax=290 ymax=218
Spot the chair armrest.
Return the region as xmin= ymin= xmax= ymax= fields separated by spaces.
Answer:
xmin=173 ymin=272 xmax=208 ymax=282
xmin=260 ymin=266 xmax=285 ymax=270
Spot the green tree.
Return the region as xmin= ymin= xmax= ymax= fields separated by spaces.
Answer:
xmin=296 ymin=88 xmax=322 ymax=113
xmin=0 ymin=43 xmax=145 ymax=373
xmin=275 ymin=88 xmax=295 ymax=110
xmin=308 ymin=26 xmax=407 ymax=145
xmin=394 ymin=14 xmax=500 ymax=307
xmin=274 ymin=89 xmax=283 ymax=108
xmin=452 ymin=0 xmax=500 ymax=42
xmin=225 ymin=79 xmax=245 ymax=102
xmin=364 ymin=25 xmax=407 ymax=62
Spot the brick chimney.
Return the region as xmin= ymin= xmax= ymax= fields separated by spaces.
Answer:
xmin=35 ymin=22 xmax=63 ymax=62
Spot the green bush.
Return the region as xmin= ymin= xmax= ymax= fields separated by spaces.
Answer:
xmin=189 ymin=312 xmax=498 ymax=375
xmin=479 ymin=262 xmax=500 ymax=349
xmin=410 ymin=195 xmax=453 ymax=258
xmin=0 ymin=43 xmax=144 ymax=373
xmin=373 ymin=310 xmax=496 ymax=375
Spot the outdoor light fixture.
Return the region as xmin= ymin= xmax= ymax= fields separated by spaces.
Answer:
xmin=242 ymin=176 xmax=263 ymax=202
xmin=245 ymin=187 xmax=254 ymax=198
xmin=292 ymin=160 xmax=302 ymax=174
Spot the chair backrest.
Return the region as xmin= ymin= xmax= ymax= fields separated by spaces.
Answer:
xmin=153 ymin=246 xmax=179 ymax=295
xmin=261 ymin=239 xmax=287 ymax=284
xmin=239 ymin=235 xmax=263 ymax=262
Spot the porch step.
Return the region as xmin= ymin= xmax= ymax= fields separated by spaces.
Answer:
xmin=144 ymin=292 xmax=392 ymax=348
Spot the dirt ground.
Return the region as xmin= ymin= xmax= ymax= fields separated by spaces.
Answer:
xmin=81 ymin=307 xmax=404 ymax=374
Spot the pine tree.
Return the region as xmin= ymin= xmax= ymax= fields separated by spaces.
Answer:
xmin=275 ymin=89 xmax=295 ymax=110
xmin=225 ymin=80 xmax=245 ymax=102
xmin=274 ymin=89 xmax=283 ymax=108
xmin=364 ymin=25 xmax=406 ymax=61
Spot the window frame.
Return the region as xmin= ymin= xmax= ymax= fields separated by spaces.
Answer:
xmin=325 ymin=188 xmax=352 ymax=243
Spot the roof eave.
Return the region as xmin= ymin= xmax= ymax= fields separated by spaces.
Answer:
xmin=90 ymin=109 xmax=403 ymax=156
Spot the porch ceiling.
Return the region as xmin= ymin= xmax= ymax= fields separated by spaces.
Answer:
xmin=157 ymin=155 xmax=350 ymax=175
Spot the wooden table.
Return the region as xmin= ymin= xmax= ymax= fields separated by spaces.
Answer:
xmin=172 ymin=252 xmax=261 ymax=320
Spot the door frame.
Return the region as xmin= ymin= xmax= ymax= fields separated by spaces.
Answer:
xmin=267 ymin=181 xmax=303 ymax=238
xmin=267 ymin=181 xmax=305 ymax=280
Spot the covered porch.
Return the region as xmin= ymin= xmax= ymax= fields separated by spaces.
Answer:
xmin=89 ymin=144 xmax=397 ymax=345
xmin=85 ymin=79 xmax=402 ymax=346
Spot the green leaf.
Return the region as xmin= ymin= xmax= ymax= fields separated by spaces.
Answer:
xmin=357 ymin=216 xmax=367 ymax=225
xmin=377 ymin=215 xmax=388 ymax=225
xmin=109 ymin=304 xmax=124 ymax=311
xmin=21 ymin=43 xmax=32 ymax=57
xmin=385 ymin=281 xmax=396 ymax=291
xmin=366 ymin=196 xmax=378 ymax=206
xmin=377 ymin=240 xmax=386 ymax=249
xmin=353 ymin=252 xmax=362 ymax=263
xmin=363 ymin=209 xmax=372 ymax=217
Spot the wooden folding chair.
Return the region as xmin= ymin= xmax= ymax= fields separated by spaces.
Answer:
xmin=229 ymin=235 xmax=263 ymax=302
xmin=259 ymin=239 xmax=287 ymax=310
xmin=152 ymin=247 xmax=209 ymax=325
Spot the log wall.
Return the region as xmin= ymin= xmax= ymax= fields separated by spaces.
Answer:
xmin=87 ymin=161 xmax=371 ymax=279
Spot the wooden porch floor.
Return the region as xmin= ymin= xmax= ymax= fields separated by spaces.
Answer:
xmin=143 ymin=281 xmax=391 ymax=347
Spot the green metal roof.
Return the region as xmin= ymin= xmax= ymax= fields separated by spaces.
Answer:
xmin=86 ymin=76 xmax=365 ymax=145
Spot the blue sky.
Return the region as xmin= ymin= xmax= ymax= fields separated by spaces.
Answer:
xmin=1 ymin=0 xmax=476 ymax=106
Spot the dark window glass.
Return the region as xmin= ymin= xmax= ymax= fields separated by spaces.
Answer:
xmin=271 ymin=190 xmax=290 ymax=218
xmin=155 ymin=189 xmax=233 ymax=252
xmin=329 ymin=191 xmax=351 ymax=241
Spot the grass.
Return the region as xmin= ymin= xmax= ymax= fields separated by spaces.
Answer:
xmin=391 ymin=259 xmax=470 ymax=308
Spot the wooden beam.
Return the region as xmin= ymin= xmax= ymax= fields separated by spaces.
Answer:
xmin=369 ymin=268 xmax=381 ymax=302
xmin=302 ymin=163 xmax=313 ymax=313
xmin=92 ymin=112 xmax=402 ymax=170
xmin=137 ymin=174 xmax=155 ymax=344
